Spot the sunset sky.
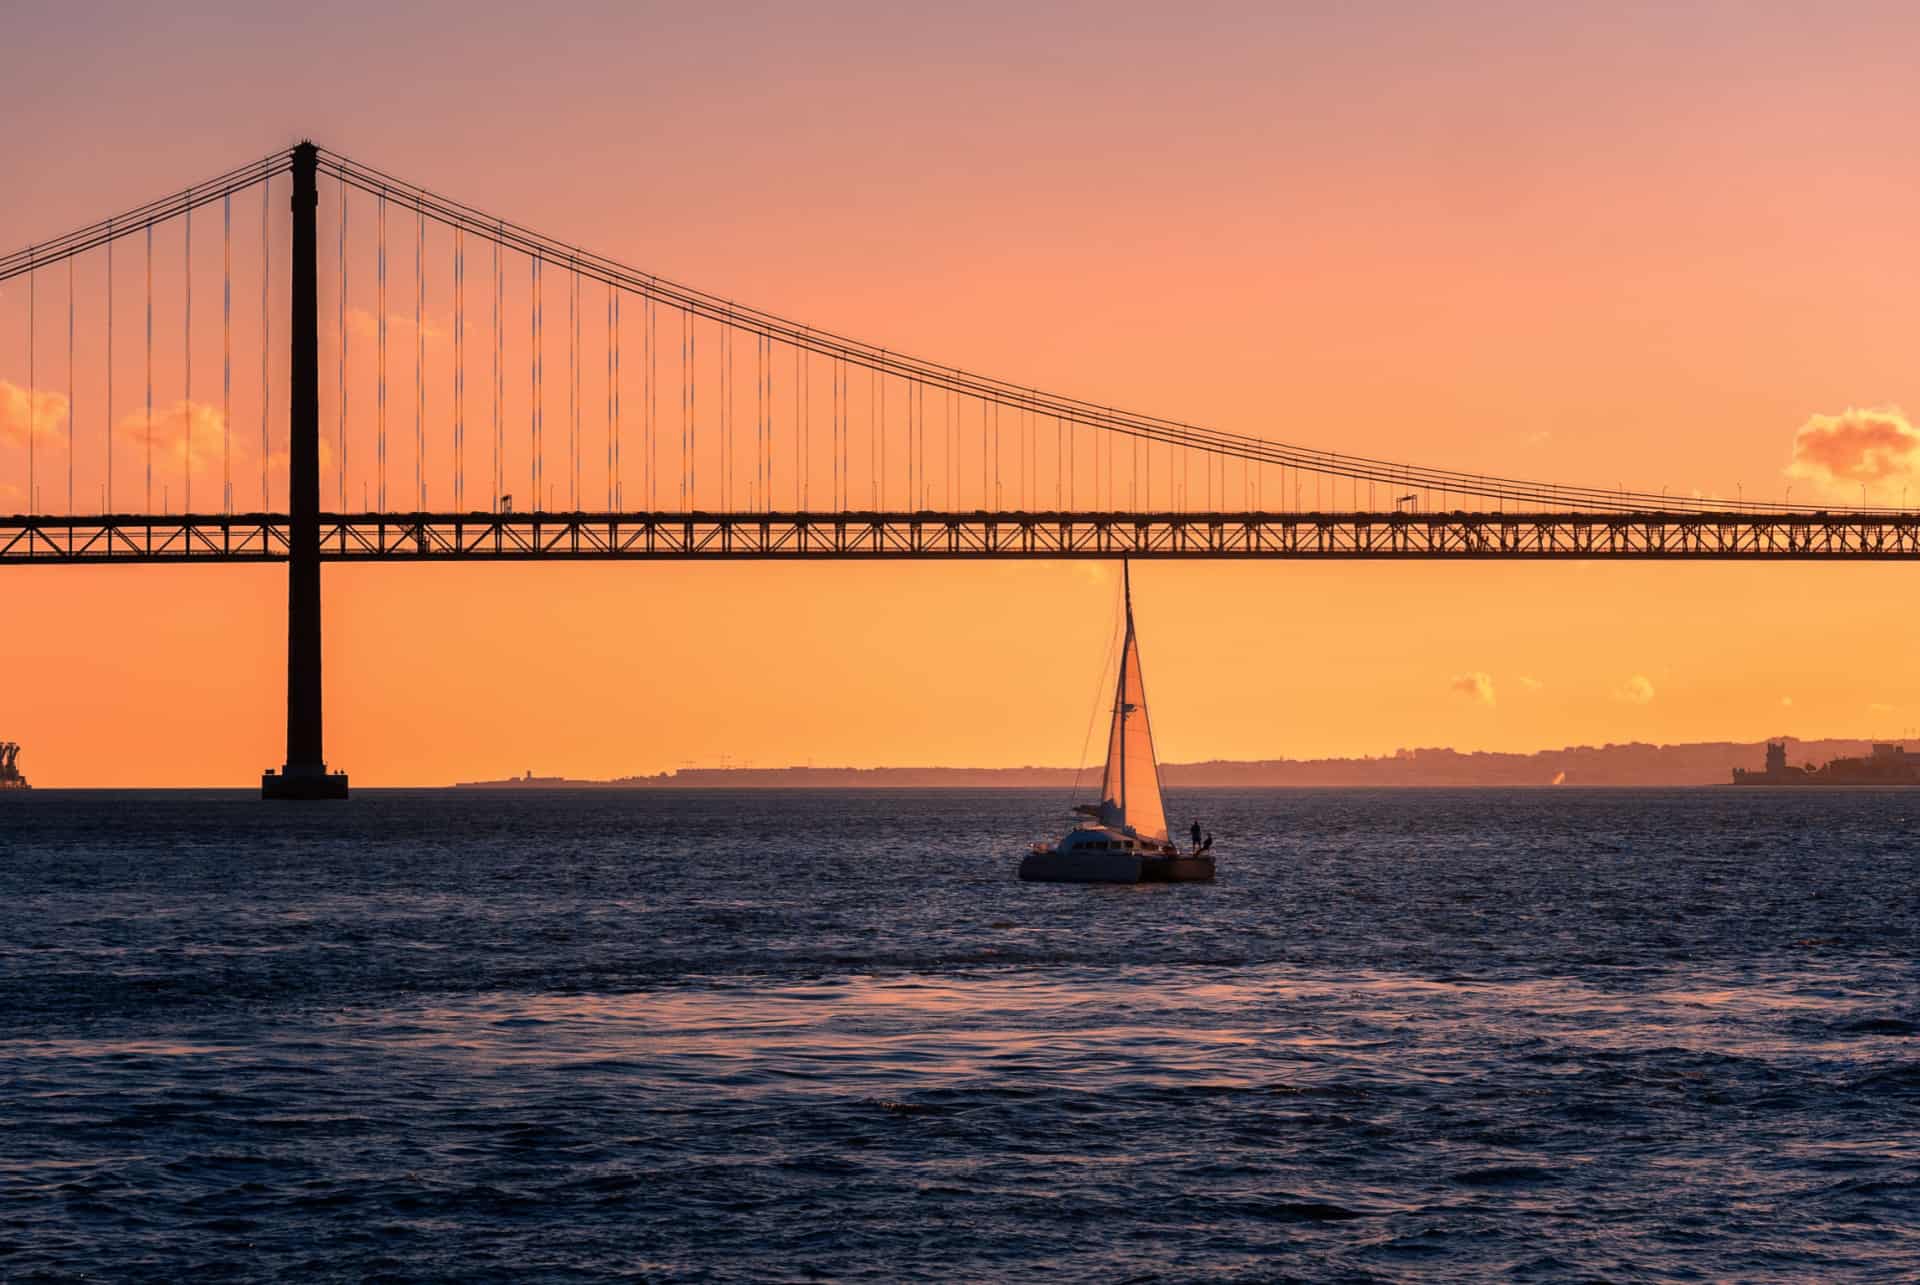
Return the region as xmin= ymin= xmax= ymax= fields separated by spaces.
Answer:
xmin=5 ymin=2 xmax=1920 ymax=786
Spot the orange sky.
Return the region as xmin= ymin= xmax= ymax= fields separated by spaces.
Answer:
xmin=5 ymin=3 xmax=1920 ymax=785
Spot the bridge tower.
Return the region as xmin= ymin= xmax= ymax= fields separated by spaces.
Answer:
xmin=262 ymin=142 xmax=348 ymax=799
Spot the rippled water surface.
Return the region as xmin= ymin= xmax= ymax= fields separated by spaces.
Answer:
xmin=3 ymin=788 xmax=1917 ymax=1281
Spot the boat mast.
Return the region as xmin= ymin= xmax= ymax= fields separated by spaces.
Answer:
xmin=1117 ymin=559 xmax=1130 ymax=824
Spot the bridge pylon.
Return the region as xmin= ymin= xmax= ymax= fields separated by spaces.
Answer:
xmin=262 ymin=142 xmax=348 ymax=800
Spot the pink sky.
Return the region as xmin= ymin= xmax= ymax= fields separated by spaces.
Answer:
xmin=4 ymin=2 xmax=1920 ymax=784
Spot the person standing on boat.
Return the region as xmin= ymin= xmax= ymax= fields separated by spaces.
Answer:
xmin=1190 ymin=819 xmax=1202 ymax=852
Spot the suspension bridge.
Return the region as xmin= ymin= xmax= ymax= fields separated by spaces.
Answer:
xmin=3 ymin=143 xmax=1912 ymax=795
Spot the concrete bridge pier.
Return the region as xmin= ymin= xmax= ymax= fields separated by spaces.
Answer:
xmin=262 ymin=142 xmax=347 ymax=800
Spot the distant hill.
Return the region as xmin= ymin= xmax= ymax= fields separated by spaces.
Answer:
xmin=453 ymin=737 xmax=1918 ymax=789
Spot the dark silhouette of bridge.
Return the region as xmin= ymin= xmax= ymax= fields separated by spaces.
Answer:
xmin=3 ymin=142 xmax=1912 ymax=795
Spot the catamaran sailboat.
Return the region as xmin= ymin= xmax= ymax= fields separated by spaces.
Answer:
xmin=1020 ymin=562 xmax=1215 ymax=883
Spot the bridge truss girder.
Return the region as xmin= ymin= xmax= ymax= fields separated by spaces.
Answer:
xmin=6 ymin=511 xmax=1920 ymax=562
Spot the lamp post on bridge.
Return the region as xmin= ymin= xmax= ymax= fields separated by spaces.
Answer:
xmin=262 ymin=141 xmax=348 ymax=799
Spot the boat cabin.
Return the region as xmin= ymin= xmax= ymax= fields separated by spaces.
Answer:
xmin=1057 ymin=825 xmax=1179 ymax=857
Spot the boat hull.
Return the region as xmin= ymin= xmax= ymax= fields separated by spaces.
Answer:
xmin=1019 ymin=850 xmax=1215 ymax=883
xmin=1019 ymin=850 xmax=1143 ymax=883
xmin=1141 ymin=854 xmax=1215 ymax=882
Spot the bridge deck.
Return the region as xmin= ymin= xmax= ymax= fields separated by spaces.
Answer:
xmin=5 ymin=511 xmax=1920 ymax=562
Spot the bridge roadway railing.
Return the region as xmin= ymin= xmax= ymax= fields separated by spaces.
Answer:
xmin=7 ymin=510 xmax=1920 ymax=562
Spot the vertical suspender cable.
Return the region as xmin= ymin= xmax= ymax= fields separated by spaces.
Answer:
xmin=750 ymin=331 xmax=758 ymax=511
xmin=223 ymin=194 xmax=232 ymax=514
xmin=107 ymin=225 xmax=114 ymax=514
xmin=688 ymin=310 xmax=695 ymax=510
xmin=766 ymin=333 xmax=773 ymax=512
xmin=573 ymin=264 xmax=581 ymax=508
xmin=377 ymin=191 xmax=387 ymax=509
xmin=750 ymin=332 xmax=759 ymax=511
xmin=260 ymin=168 xmax=269 ymax=510
xmin=756 ymin=333 xmax=765 ymax=512
xmin=415 ymin=196 xmax=423 ymax=510
xmin=680 ymin=309 xmax=690 ymax=511
xmin=721 ymin=313 xmax=729 ymax=509
xmin=795 ymin=337 xmax=804 ymax=510
xmin=647 ymin=295 xmax=656 ymax=510
xmin=760 ymin=330 xmax=768 ymax=510
xmin=532 ymin=255 xmax=542 ymax=510
xmin=492 ymin=229 xmax=501 ymax=510
xmin=28 ymin=257 xmax=34 ymax=514
xmin=755 ymin=332 xmax=766 ymax=514
xmin=145 ymin=225 xmax=153 ymax=514
xmin=564 ymin=253 xmax=572 ymax=507
xmin=607 ymin=284 xmax=615 ymax=509
xmin=185 ymin=198 xmax=192 ymax=515
xmin=454 ymin=228 xmax=465 ymax=511
xmin=995 ymin=402 xmax=1005 ymax=510
xmin=1092 ymin=412 xmax=1101 ymax=511
xmin=649 ymin=295 xmax=659 ymax=511
xmin=730 ymin=317 xmax=737 ymax=510
xmin=339 ymin=179 xmax=348 ymax=512
xmin=68 ymin=257 xmax=75 ymax=519
xmin=798 ymin=334 xmax=806 ymax=507
xmin=575 ymin=267 xmax=583 ymax=509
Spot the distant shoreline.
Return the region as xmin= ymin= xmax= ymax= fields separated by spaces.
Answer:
xmin=452 ymin=737 xmax=1919 ymax=791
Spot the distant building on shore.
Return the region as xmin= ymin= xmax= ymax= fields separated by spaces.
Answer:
xmin=1733 ymin=741 xmax=1920 ymax=786
xmin=0 ymin=742 xmax=28 ymax=790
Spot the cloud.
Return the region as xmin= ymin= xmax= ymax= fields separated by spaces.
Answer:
xmin=0 ymin=380 xmax=71 ymax=449
xmin=113 ymin=400 xmax=236 ymax=476
xmin=1449 ymin=671 xmax=1496 ymax=706
xmin=1787 ymin=406 xmax=1920 ymax=497
xmin=1518 ymin=675 xmax=1544 ymax=691
xmin=346 ymin=308 xmax=449 ymax=346
xmin=1614 ymin=674 xmax=1655 ymax=705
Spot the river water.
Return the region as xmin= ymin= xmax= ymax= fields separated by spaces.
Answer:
xmin=2 ymin=788 xmax=1916 ymax=1281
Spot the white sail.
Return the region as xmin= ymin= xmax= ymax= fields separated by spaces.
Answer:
xmin=1094 ymin=564 xmax=1169 ymax=843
